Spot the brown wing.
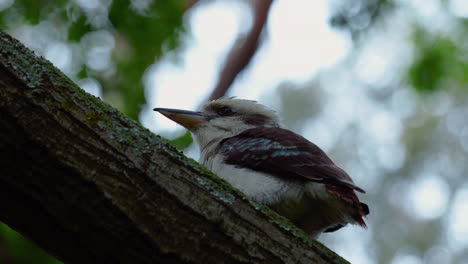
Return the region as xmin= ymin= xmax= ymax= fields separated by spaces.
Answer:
xmin=219 ymin=127 xmax=369 ymax=225
xmin=219 ymin=127 xmax=365 ymax=192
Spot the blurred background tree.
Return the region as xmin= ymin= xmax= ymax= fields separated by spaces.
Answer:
xmin=2 ymin=0 xmax=468 ymax=263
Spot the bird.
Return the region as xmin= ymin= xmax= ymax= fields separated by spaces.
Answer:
xmin=154 ymin=97 xmax=368 ymax=237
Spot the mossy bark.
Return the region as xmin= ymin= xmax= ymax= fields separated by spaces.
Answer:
xmin=0 ymin=30 xmax=349 ymax=264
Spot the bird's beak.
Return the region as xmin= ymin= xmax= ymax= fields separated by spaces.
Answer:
xmin=153 ymin=107 xmax=210 ymax=131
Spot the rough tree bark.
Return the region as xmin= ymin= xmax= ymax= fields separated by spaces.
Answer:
xmin=0 ymin=31 xmax=349 ymax=264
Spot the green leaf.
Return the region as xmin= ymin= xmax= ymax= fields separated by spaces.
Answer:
xmin=169 ymin=131 xmax=193 ymax=150
xmin=0 ymin=222 xmax=63 ymax=264
xmin=98 ymin=0 xmax=186 ymax=121
xmin=408 ymin=30 xmax=458 ymax=92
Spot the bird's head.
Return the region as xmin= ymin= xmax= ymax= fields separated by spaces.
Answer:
xmin=154 ymin=97 xmax=282 ymax=149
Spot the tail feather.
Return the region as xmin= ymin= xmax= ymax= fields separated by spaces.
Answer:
xmin=326 ymin=185 xmax=369 ymax=228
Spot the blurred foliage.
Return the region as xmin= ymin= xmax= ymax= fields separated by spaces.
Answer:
xmin=409 ymin=28 xmax=468 ymax=92
xmin=277 ymin=81 xmax=324 ymax=131
xmin=169 ymin=131 xmax=194 ymax=150
xmin=0 ymin=0 xmax=185 ymax=121
xmin=0 ymin=223 xmax=61 ymax=264
xmin=299 ymin=1 xmax=468 ymax=264
xmin=409 ymin=36 xmax=453 ymax=92
xmin=331 ymin=0 xmax=468 ymax=94
xmin=329 ymin=0 xmax=394 ymax=39
xmin=106 ymin=0 xmax=184 ymax=120
xmin=0 ymin=0 xmax=185 ymax=263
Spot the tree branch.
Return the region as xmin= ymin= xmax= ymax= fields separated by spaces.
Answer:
xmin=208 ymin=0 xmax=273 ymax=101
xmin=0 ymin=30 xmax=348 ymax=264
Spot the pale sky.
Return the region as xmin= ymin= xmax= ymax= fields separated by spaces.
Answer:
xmin=142 ymin=0 xmax=350 ymax=135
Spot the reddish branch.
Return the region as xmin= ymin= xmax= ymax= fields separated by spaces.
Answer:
xmin=208 ymin=0 xmax=274 ymax=101
xmin=185 ymin=0 xmax=202 ymax=10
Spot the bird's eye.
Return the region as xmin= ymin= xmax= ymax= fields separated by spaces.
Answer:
xmin=217 ymin=106 xmax=235 ymax=116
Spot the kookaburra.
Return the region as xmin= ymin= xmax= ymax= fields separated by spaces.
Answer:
xmin=154 ymin=97 xmax=368 ymax=237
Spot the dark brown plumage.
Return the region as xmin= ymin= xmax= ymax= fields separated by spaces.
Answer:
xmin=219 ymin=127 xmax=369 ymax=227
